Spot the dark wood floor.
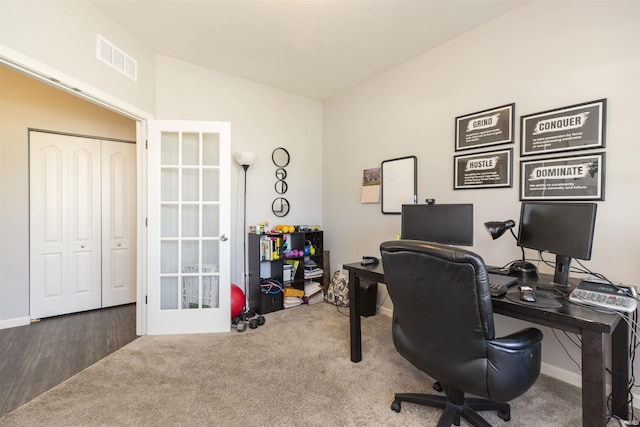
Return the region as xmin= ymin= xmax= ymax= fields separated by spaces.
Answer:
xmin=0 ymin=304 xmax=137 ymax=418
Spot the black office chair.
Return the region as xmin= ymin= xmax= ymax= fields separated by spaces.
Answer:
xmin=380 ymin=240 xmax=543 ymax=426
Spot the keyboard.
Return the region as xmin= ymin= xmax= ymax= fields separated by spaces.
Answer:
xmin=490 ymin=282 xmax=508 ymax=297
xmin=569 ymin=280 xmax=637 ymax=312
xmin=488 ymin=273 xmax=518 ymax=297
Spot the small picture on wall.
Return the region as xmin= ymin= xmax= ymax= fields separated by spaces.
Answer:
xmin=520 ymin=152 xmax=605 ymax=200
xmin=455 ymin=104 xmax=515 ymax=151
xmin=454 ymin=148 xmax=512 ymax=190
xmin=520 ymin=99 xmax=606 ymax=156
xmin=361 ymin=167 xmax=381 ymax=203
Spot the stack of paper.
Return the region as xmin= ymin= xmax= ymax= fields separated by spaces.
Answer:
xmin=304 ymin=281 xmax=324 ymax=305
xmin=284 ymin=296 xmax=303 ymax=309
xmin=304 ymin=266 xmax=323 ymax=279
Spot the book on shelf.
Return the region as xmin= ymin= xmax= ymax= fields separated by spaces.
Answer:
xmin=285 ymin=259 xmax=300 ymax=279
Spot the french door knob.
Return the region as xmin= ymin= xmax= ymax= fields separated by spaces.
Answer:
xmin=220 ymin=234 xmax=229 ymax=241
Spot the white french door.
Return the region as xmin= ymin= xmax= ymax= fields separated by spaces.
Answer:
xmin=147 ymin=120 xmax=231 ymax=335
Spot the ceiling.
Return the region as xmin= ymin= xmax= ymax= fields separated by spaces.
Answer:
xmin=90 ymin=0 xmax=529 ymax=100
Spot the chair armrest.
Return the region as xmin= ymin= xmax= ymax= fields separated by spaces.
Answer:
xmin=490 ymin=328 xmax=543 ymax=351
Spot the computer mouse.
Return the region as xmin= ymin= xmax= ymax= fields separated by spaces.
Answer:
xmin=520 ymin=289 xmax=536 ymax=302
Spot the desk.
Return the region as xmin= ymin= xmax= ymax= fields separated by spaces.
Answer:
xmin=344 ymin=261 xmax=630 ymax=427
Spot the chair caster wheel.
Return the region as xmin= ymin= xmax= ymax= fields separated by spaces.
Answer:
xmin=249 ymin=318 xmax=259 ymax=329
xmin=236 ymin=321 xmax=247 ymax=332
xmin=390 ymin=400 xmax=401 ymax=413
xmin=257 ymin=315 xmax=265 ymax=326
xmin=498 ymin=410 xmax=510 ymax=421
xmin=433 ymin=381 xmax=443 ymax=392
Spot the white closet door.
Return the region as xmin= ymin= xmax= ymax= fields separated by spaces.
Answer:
xmin=102 ymin=140 xmax=137 ymax=307
xmin=30 ymin=132 xmax=102 ymax=318
xmin=147 ymin=120 xmax=231 ymax=335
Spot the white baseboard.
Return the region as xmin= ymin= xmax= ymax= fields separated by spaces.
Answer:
xmin=0 ymin=316 xmax=30 ymax=330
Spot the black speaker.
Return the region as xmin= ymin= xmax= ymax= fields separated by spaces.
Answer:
xmin=359 ymin=280 xmax=378 ymax=317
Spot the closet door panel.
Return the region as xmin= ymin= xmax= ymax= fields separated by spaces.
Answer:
xmin=102 ymin=140 xmax=137 ymax=307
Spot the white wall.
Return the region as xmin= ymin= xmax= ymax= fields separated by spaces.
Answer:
xmin=155 ymin=55 xmax=323 ymax=288
xmin=322 ymin=1 xmax=640 ymax=384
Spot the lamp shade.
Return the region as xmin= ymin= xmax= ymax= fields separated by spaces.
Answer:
xmin=484 ymin=220 xmax=516 ymax=240
xmin=234 ymin=152 xmax=257 ymax=167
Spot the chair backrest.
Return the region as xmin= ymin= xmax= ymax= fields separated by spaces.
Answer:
xmin=380 ymin=240 xmax=496 ymax=394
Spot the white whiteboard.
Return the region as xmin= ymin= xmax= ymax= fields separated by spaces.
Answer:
xmin=381 ymin=156 xmax=417 ymax=214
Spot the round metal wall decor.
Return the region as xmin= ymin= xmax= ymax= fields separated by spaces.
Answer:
xmin=275 ymin=180 xmax=288 ymax=194
xmin=272 ymin=197 xmax=290 ymax=217
xmin=272 ymin=148 xmax=290 ymax=168
xmin=272 ymin=148 xmax=290 ymax=216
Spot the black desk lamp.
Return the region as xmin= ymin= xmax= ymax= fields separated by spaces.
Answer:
xmin=484 ymin=220 xmax=538 ymax=278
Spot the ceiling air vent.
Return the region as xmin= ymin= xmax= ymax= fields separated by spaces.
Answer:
xmin=96 ymin=34 xmax=137 ymax=81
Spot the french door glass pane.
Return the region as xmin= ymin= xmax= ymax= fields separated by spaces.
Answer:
xmin=182 ymin=133 xmax=199 ymax=165
xmin=159 ymin=129 xmax=220 ymax=311
xmin=161 ymin=205 xmax=178 ymax=237
xmin=202 ymin=169 xmax=219 ymax=201
xmin=182 ymin=169 xmax=199 ymax=201
xmin=161 ymin=277 xmax=178 ymax=310
xmin=161 ymin=169 xmax=179 ymax=201
xmin=182 ymin=205 xmax=199 ymax=237
xmin=203 ymin=205 xmax=220 ymax=237
xmin=161 ymin=133 xmax=179 ymax=165
xmin=161 ymin=241 xmax=178 ymax=274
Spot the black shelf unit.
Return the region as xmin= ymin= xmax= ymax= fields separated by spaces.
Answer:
xmin=247 ymin=230 xmax=325 ymax=314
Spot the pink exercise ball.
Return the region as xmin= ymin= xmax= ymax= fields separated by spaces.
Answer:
xmin=230 ymin=284 xmax=245 ymax=319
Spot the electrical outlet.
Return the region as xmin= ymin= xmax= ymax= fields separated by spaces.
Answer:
xmin=337 ymin=263 xmax=343 ymax=272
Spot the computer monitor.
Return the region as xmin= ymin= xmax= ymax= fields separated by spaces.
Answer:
xmin=401 ymin=204 xmax=473 ymax=246
xmin=517 ymin=201 xmax=597 ymax=286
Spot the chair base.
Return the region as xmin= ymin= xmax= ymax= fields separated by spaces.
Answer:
xmin=391 ymin=391 xmax=511 ymax=427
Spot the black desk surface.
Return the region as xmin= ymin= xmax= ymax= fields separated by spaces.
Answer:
xmin=343 ymin=261 xmax=622 ymax=335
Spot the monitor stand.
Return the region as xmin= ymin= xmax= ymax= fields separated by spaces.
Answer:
xmin=552 ymin=255 xmax=572 ymax=288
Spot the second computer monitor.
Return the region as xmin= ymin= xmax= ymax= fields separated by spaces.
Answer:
xmin=401 ymin=204 xmax=473 ymax=246
xmin=517 ymin=201 xmax=597 ymax=285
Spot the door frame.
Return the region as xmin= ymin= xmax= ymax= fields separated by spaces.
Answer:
xmin=1 ymin=45 xmax=151 ymax=335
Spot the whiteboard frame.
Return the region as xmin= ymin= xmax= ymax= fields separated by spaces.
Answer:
xmin=381 ymin=156 xmax=417 ymax=214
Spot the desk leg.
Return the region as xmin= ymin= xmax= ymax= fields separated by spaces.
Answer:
xmin=611 ymin=316 xmax=630 ymax=420
xmin=581 ymin=330 xmax=606 ymax=427
xmin=349 ymin=270 xmax=362 ymax=363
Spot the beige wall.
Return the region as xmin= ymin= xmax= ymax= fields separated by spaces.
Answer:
xmin=0 ymin=64 xmax=135 ymax=325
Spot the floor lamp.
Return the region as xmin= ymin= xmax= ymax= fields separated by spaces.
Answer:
xmin=234 ymin=152 xmax=257 ymax=313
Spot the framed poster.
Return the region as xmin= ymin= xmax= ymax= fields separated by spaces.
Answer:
xmin=455 ymin=103 xmax=514 ymax=151
xmin=381 ymin=156 xmax=417 ymax=214
xmin=454 ymin=148 xmax=512 ymax=190
xmin=521 ymin=99 xmax=606 ymax=156
xmin=520 ymin=153 xmax=605 ymax=201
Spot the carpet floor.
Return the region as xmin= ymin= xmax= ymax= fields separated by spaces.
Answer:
xmin=0 ymin=302 xmax=618 ymax=426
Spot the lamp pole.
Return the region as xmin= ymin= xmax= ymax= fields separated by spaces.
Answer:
xmin=241 ymin=163 xmax=249 ymax=311
xmin=234 ymin=152 xmax=256 ymax=313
